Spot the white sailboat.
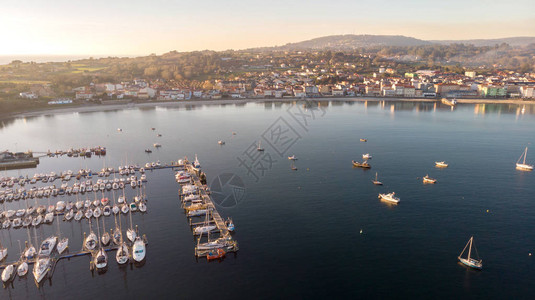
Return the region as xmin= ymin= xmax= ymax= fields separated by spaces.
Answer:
xmin=458 ymin=236 xmax=482 ymax=270
xmin=84 ymin=222 xmax=98 ymax=251
xmin=0 ymin=240 xmax=7 ymax=261
xmin=33 ymin=255 xmax=51 ymax=284
xmin=257 ymin=140 xmax=264 ymax=151
xmin=101 ymin=217 xmax=111 ymax=246
xmin=1 ymin=264 xmax=16 ymax=283
xmin=56 ymin=213 xmax=69 ymax=254
xmin=516 ymin=147 xmax=533 ymax=171
xmin=372 ymin=172 xmax=383 ymax=185
xmin=132 ymin=236 xmax=146 ymax=263
xmin=116 ymin=242 xmax=129 ymax=265
xmin=126 ymin=206 xmax=136 ymax=243
xmin=93 ymin=218 xmax=108 ymax=270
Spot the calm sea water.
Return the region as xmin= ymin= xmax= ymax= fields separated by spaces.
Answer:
xmin=0 ymin=100 xmax=534 ymax=299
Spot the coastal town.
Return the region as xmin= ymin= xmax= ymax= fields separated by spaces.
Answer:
xmin=7 ymin=50 xmax=535 ymax=107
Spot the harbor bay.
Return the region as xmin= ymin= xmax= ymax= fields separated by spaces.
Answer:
xmin=0 ymin=100 xmax=534 ymax=298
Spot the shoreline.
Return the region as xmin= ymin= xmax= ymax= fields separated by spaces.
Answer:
xmin=6 ymin=97 xmax=535 ymax=120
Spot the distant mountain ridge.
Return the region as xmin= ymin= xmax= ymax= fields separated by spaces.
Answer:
xmin=260 ymin=34 xmax=535 ymax=50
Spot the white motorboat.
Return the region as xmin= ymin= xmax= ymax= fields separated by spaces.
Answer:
xmin=44 ymin=212 xmax=54 ymax=224
xmin=33 ymin=255 xmax=51 ymax=284
xmin=38 ymin=236 xmax=57 ymax=256
xmin=423 ymin=174 xmax=437 ymax=184
xmin=435 ymin=161 xmax=449 ymax=168
xmin=378 ymin=192 xmax=400 ymax=204
xmin=288 ymin=155 xmax=297 ymax=160
xmin=362 ymin=153 xmax=372 ymax=160
xmin=116 ymin=242 xmax=129 ymax=265
xmin=516 ymin=147 xmax=533 ymax=171
xmin=76 ymin=200 xmax=84 ymax=210
xmin=458 ymin=236 xmax=483 ymax=270
xmin=94 ymin=248 xmax=108 ymax=270
xmin=2 ymin=264 xmax=16 ymax=283
xmin=187 ymin=209 xmax=210 ymax=217
xmin=132 ymin=236 xmax=146 ymax=262
xmin=55 ymin=201 xmax=66 ymax=212
xmin=84 ymin=232 xmax=97 ymax=251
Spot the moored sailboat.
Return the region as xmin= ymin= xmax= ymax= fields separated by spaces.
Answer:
xmin=458 ymin=236 xmax=482 ymax=270
xmin=516 ymin=147 xmax=533 ymax=171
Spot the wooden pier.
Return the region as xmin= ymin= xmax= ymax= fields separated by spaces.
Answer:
xmin=181 ymin=163 xmax=238 ymax=257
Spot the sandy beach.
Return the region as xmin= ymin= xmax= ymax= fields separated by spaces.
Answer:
xmin=8 ymin=97 xmax=535 ymax=120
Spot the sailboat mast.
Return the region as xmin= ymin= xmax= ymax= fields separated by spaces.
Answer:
xmin=524 ymin=147 xmax=528 ymax=164
xmin=467 ymin=237 xmax=473 ymax=260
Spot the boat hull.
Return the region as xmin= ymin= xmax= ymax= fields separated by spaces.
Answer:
xmin=458 ymin=257 xmax=482 ymax=270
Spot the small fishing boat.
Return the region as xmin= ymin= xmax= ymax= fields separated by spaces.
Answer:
xmin=372 ymin=172 xmax=383 ymax=185
xmin=153 ymin=143 xmax=161 ymax=148
xmin=378 ymin=192 xmax=400 ymax=204
xmin=226 ymin=218 xmax=235 ymax=232
xmin=516 ymin=147 xmax=533 ymax=171
xmin=2 ymin=264 xmax=16 ymax=283
xmin=132 ymin=236 xmax=146 ymax=262
xmin=458 ymin=236 xmax=482 ymax=270
xmin=435 ymin=161 xmax=449 ymax=168
xmin=423 ymin=174 xmax=437 ymax=184
xmin=145 ymin=149 xmax=152 ymax=153
xmin=291 ymin=162 xmax=298 ymax=171
xmin=360 ymin=138 xmax=367 ymax=142
xmin=207 ymin=248 xmax=226 ymax=261
xmin=38 ymin=236 xmax=57 ymax=256
xmin=352 ymin=160 xmax=371 ymax=169
xmin=33 ymin=256 xmax=51 ymax=284
xmin=288 ymin=155 xmax=297 ymax=160
xmin=218 ymin=140 xmax=225 ymax=145
xmin=362 ymin=153 xmax=372 ymax=160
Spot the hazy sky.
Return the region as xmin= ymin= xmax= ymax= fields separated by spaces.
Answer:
xmin=1 ymin=0 xmax=534 ymax=56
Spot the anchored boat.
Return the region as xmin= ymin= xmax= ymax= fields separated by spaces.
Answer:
xmin=516 ymin=147 xmax=533 ymax=171
xmin=423 ymin=174 xmax=437 ymax=184
xmin=435 ymin=161 xmax=448 ymax=168
xmin=352 ymin=160 xmax=371 ymax=169
xmin=378 ymin=192 xmax=400 ymax=204
xmin=458 ymin=236 xmax=482 ymax=270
